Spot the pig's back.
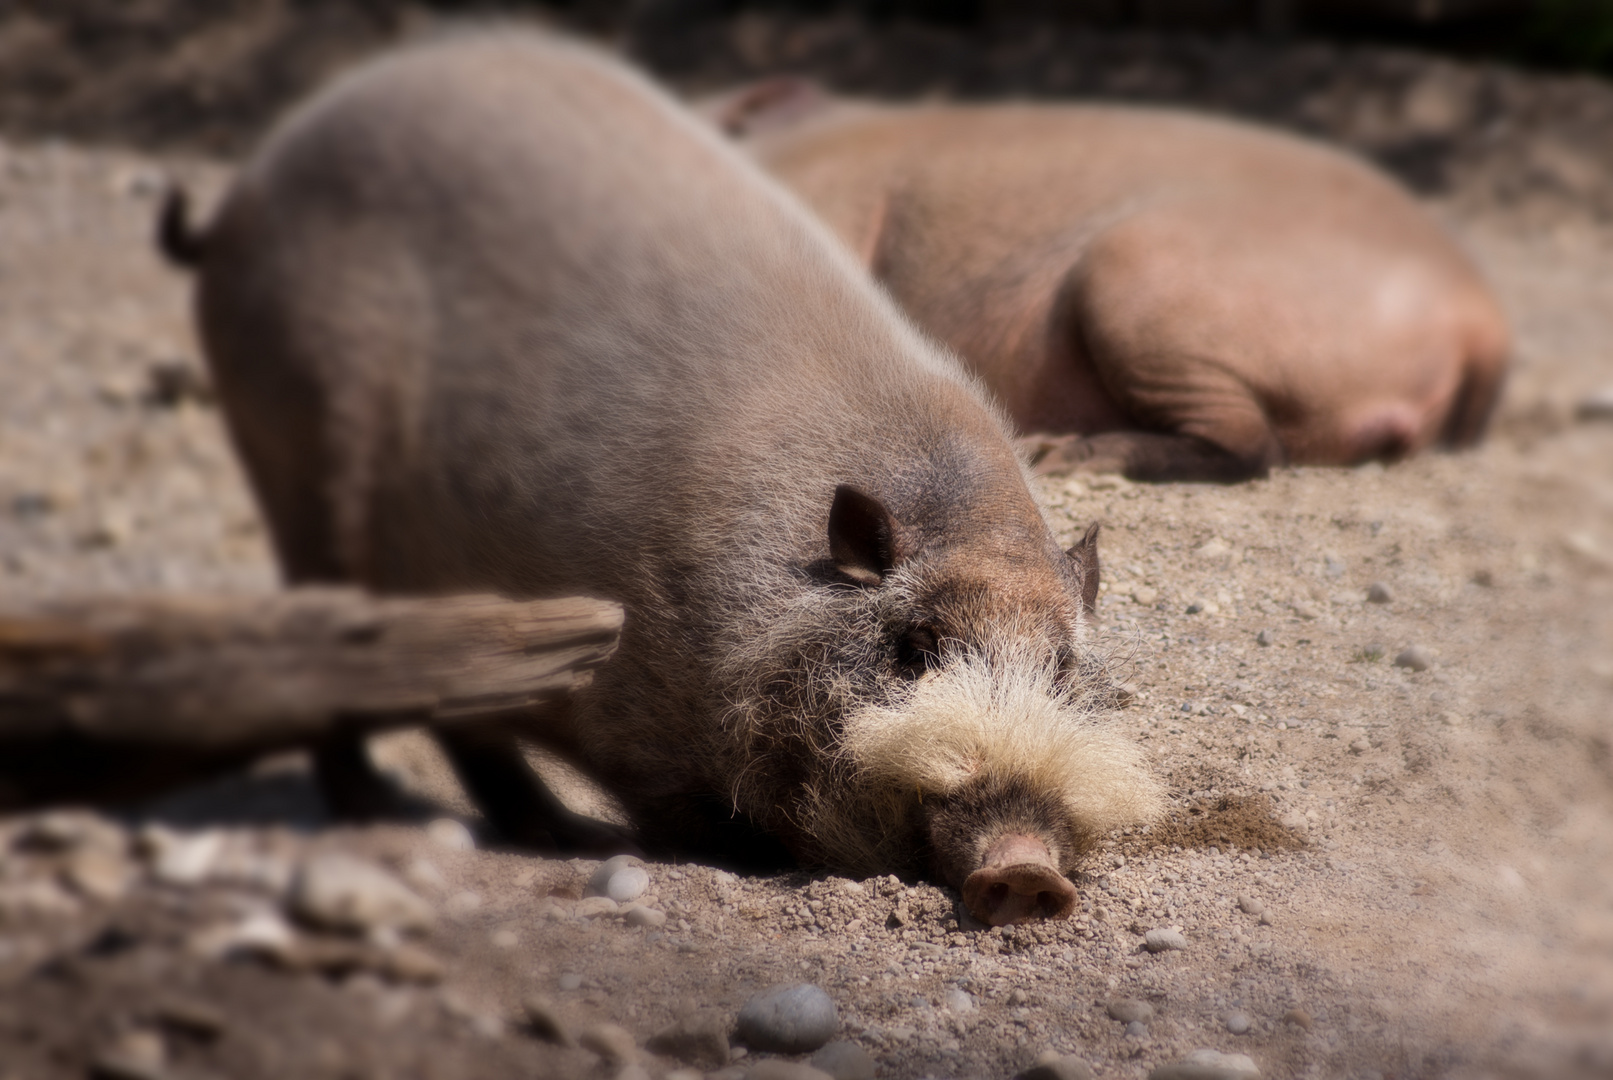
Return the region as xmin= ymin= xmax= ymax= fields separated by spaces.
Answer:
xmin=199 ymin=34 xmax=1015 ymax=603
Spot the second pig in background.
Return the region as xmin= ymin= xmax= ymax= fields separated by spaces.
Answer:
xmin=714 ymin=81 xmax=1510 ymax=482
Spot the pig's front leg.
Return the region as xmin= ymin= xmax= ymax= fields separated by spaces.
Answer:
xmin=435 ymin=727 xmax=643 ymax=856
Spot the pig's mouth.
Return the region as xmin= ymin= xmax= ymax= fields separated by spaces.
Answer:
xmin=960 ymin=833 xmax=1079 ymax=925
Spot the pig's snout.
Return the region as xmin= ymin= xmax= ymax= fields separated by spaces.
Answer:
xmin=962 ymin=833 xmax=1079 ymax=926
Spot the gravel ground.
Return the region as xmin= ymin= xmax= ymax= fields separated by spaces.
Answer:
xmin=0 ymin=16 xmax=1611 ymax=1080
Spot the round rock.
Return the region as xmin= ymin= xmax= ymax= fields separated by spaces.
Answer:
xmin=425 ymin=818 xmax=475 ymax=851
xmin=736 ymin=983 xmax=839 ymax=1054
xmin=809 ymin=1040 xmax=876 ymax=1080
xmin=289 ymin=854 xmax=433 ymax=933
xmin=1225 ymin=1011 xmax=1251 ymax=1034
xmin=623 ymin=905 xmax=667 ymax=928
xmin=1149 ymin=1049 xmax=1262 ymax=1080
xmin=1394 ymin=645 xmax=1433 ymax=672
xmin=1143 ymin=928 xmax=1188 ymax=953
xmin=1235 ymin=895 xmax=1265 ymax=916
xmin=943 ymin=988 xmax=975 ymax=1014
xmin=586 ymin=855 xmax=644 ymax=899
xmin=1366 ymin=581 xmax=1394 ymax=604
xmin=1576 ymin=384 xmax=1613 ymax=422
xmin=604 ymin=865 xmax=649 ymax=904
xmin=1017 ymin=1051 xmax=1096 ymax=1080
xmin=1105 ymin=998 xmax=1155 ymax=1024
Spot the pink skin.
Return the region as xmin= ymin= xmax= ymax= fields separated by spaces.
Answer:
xmin=961 ymin=834 xmax=1079 ymax=926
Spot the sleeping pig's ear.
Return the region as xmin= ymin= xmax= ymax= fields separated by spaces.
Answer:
xmin=1066 ymin=521 xmax=1101 ymax=616
xmin=828 ymin=484 xmax=904 ymax=587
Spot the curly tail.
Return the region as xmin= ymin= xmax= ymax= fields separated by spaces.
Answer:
xmin=157 ymin=186 xmax=207 ymax=268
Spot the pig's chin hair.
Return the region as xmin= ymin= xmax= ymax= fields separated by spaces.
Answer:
xmin=716 ymin=581 xmax=1162 ymax=878
xmin=814 ymin=637 xmax=1165 ymax=877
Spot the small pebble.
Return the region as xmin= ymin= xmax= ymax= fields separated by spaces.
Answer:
xmin=579 ymin=1022 xmax=638 ymax=1066
xmin=1366 ymin=581 xmax=1393 ymax=604
xmin=141 ymin=826 xmax=223 ymax=886
xmin=604 ymin=866 xmax=650 ymax=904
xmin=1394 ymin=645 xmax=1433 ymax=672
xmin=19 ymin=811 xmax=124 ymax=853
xmin=808 ymin=1039 xmax=876 ymax=1080
xmin=187 ymin=909 xmax=295 ymax=962
xmin=1007 ymin=987 xmax=1029 ymax=1006
xmin=736 ymin=983 xmax=839 ymax=1054
xmin=1225 ymin=1011 xmax=1251 ymax=1034
xmin=90 ymin=1029 xmax=167 ymax=1080
xmin=624 ymin=905 xmax=667 ymax=928
xmin=1130 ymin=586 xmax=1159 ymax=607
xmin=289 ymin=854 xmax=434 ymax=934
xmin=1143 ymin=928 xmax=1188 ymax=953
xmin=1282 ymin=1008 xmax=1314 ymax=1030
xmin=1148 ymin=1048 xmax=1262 ymax=1080
xmin=1235 ymin=895 xmax=1265 ymax=916
xmin=490 ymin=928 xmax=519 ymax=948
xmin=1125 ymin=1020 xmax=1149 ymax=1039
xmin=425 ymin=818 xmax=475 ymax=851
xmin=153 ymin=999 xmax=227 ymax=1040
xmin=522 ymin=996 xmax=574 ymax=1046
xmin=1017 ymin=1050 xmax=1096 ymax=1080
xmin=1255 ymin=629 xmax=1274 ymax=647
xmin=384 ymin=943 xmax=445 ymax=984
xmin=646 ymin=1013 xmax=730 ymax=1068
xmin=1575 ymin=384 xmax=1613 ymax=422
xmin=944 ymin=987 xmax=975 ymax=1014
xmin=61 ymin=849 xmax=134 ymax=902
xmin=586 ymin=855 xmax=643 ymax=898
xmin=746 ymin=1062 xmax=835 ymax=1080
xmin=575 ymin=896 xmax=620 ymax=918
xmin=1105 ymin=998 xmax=1154 ymax=1024
xmin=558 ymin=972 xmax=585 ymax=992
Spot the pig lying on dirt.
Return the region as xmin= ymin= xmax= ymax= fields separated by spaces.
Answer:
xmin=714 ymin=81 xmax=1511 ymax=482
xmin=160 ymin=32 xmax=1161 ymax=924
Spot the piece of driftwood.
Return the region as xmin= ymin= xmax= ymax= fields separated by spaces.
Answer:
xmin=0 ymin=588 xmax=622 ymax=809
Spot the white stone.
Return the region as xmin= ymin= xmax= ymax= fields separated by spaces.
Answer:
xmin=289 ymin=854 xmax=434 ymax=933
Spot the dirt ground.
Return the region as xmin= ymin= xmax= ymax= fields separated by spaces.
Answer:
xmin=1 ymin=9 xmax=1611 ymax=1080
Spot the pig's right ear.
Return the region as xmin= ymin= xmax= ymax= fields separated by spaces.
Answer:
xmin=1066 ymin=521 xmax=1101 ymax=616
xmin=829 ymin=484 xmax=902 ymax=587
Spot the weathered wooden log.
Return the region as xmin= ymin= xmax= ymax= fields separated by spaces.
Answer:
xmin=0 ymin=589 xmax=622 ymax=809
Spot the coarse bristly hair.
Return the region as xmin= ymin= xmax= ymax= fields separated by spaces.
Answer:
xmin=715 ymin=565 xmax=1163 ymax=881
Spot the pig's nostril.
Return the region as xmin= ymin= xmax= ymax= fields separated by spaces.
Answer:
xmin=987 ymin=882 xmax=1010 ymax=906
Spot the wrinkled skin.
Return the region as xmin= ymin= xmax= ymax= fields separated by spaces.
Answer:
xmin=715 ymin=81 xmax=1511 ymax=482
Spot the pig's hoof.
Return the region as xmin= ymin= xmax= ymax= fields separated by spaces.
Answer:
xmin=962 ymin=834 xmax=1079 ymax=925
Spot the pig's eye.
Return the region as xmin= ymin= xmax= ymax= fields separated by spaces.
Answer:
xmin=1053 ymin=647 xmax=1080 ymax=692
xmin=895 ymin=625 xmax=941 ymax=678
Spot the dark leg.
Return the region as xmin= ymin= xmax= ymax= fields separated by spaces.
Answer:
xmin=313 ymin=731 xmax=412 ymax=821
xmin=435 ymin=728 xmax=640 ymax=856
xmin=1019 ymin=430 xmax=1273 ymax=484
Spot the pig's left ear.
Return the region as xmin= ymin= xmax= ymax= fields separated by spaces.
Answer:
xmin=1066 ymin=521 xmax=1101 ymax=616
xmin=829 ymin=484 xmax=903 ymax=587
